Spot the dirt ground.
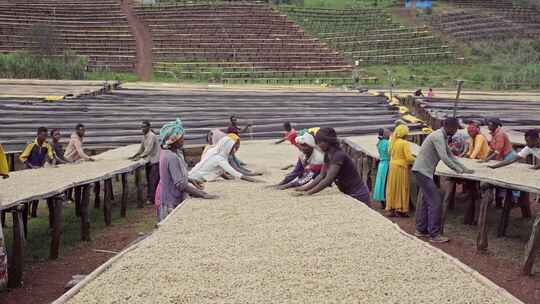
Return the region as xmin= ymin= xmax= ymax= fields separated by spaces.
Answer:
xmin=371 ymin=200 xmax=540 ymax=304
xmin=0 ymin=206 xmax=155 ymax=304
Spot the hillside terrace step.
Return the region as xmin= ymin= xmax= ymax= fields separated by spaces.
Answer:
xmin=346 ymin=45 xmax=450 ymax=56
xmin=356 ymin=51 xmax=456 ymax=64
xmin=323 ymin=30 xmax=434 ymax=42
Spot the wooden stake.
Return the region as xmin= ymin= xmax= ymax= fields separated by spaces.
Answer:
xmin=103 ymin=179 xmax=113 ymax=226
xmin=74 ymin=186 xmax=82 ymax=217
xmin=522 ymin=216 xmax=540 ymax=275
xmin=94 ymin=181 xmax=101 ymax=209
xmin=476 ymin=186 xmax=493 ymax=252
xmin=134 ymin=168 xmax=144 ymax=208
xmin=463 ymin=181 xmax=478 ymax=225
xmin=497 ymin=189 xmax=513 ymax=238
xmin=1 ymin=211 xmax=5 ymax=228
xmin=50 ymin=197 xmax=63 ymax=260
xmin=121 ymin=173 xmax=128 ymax=218
xmin=519 ymin=192 xmax=531 ymax=219
xmin=21 ymin=203 xmax=28 ymax=239
xmin=7 ymin=207 xmax=25 ymax=288
xmin=81 ymin=185 xmax=91 ymax=241
xmin=441 ymin=177 xmax=456 ymax=234
xmin=30 ymin=200 xmax=39 ymax=218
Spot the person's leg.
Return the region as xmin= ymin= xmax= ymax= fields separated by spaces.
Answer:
xmin=414 ymin=172 xmax=430 ymax=234
xmin=422 ymin=177 xmax=442 ymax=237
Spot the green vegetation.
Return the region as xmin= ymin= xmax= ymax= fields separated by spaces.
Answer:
xmin=0 ymin=51 xmax=87 ymax=80
xmin=87 ymin=71 xmax=140 ymax=82
xmin=364 ymin=39 xmax=540 ymax=90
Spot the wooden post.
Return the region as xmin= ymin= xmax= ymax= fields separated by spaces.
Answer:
xmin=80 ymin=185 xmax=91 ymax=241
xmin=7 ymin=207 xmax=25 ymax=288
xmin=522 ymin=216 xmax=540 ymax=275
xmin=46 ymin=199 xmax=54 ymax=228
xmin=463 ymin=181 xmax=478 ymax=225
xmin=50 ymin=197 xmax=63 ymax=260
xmin=361 ymin=155 xmax=370 ymax=185
xmin=1 ymin=211 xmax=5 ymax=228
xmin=103 ymin=179 xmax=113 ymax=226
xmin=476 ymin=186 xmax=493 ymax=252
xmin=21 ymin=203 xmax=29 ymax=239
xmin=134 ymin=168 xmax=144 ymax=208
xmin=518 ymin=192 xmax=532 ymax=219
xmin=452 ymin=80 xmax=464 ymax=118
xmin=30 ymin=200 xmax=39 ymax=218
xmin=497 ymin=189 xmax=514 ymax=238
xmin=8 ymin=154 xmax=15 ymax=172
xmin=121 ymin=173 xmax=129 ymax=218
xmin=94 ymin=181 xmax=101 ymax=209
xmin=74 ymin=186 xmax=82 ymax=217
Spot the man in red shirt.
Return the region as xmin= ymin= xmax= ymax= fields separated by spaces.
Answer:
xmin=275 ymin=122 xmax=297 ymax=146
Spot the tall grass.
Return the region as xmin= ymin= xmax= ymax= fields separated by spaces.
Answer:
xmin=0 ymin=51 xmax=88 ymax=80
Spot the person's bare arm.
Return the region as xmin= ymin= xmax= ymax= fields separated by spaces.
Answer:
xmin=479 ymin=152 xmax=497 ymax=163
xmin=296 ymin=166 xmax=326 ymax=192
xmin=229 ymin=156 xmax=261 ymax=176
xmin=275 ymin=138 xmax=286 ymax=145
xmin=306 ymin=164 xmax=340 ymax=195
xmin=488 ymin=155 xmax=521 ymax=169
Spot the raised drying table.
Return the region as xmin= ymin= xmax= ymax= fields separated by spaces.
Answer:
xmin=56 ymin=140 xmax=522 ymax=304
xmin=0 ymin=145 xmax=147 ymax=289
xmin=343 ymin=134 xmax=540 ymax=275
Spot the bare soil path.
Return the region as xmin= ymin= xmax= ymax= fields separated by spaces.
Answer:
xmin=120 ymin=0 xmax=153 ymax=81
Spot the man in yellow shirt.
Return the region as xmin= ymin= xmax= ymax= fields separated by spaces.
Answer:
xmin=0 ymin=143 xmax=9 ymax=179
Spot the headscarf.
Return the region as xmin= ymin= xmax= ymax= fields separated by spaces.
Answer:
xmin=467 ymin=122 xmax=480 ymax=137
xmin=296 ymin=133 xmax=324 ymax=167
xmin=189 ymin=136 xmax=238 ymax=181
xmin=227 ymin=133 xmax=240 ymax=143
xmin=394 ymin=125 xmax=409 ymax=139
xmin=159 ymin=118 xmax=184 ymax=147
xmin=315 ymin=127 xmax=339 ymax=147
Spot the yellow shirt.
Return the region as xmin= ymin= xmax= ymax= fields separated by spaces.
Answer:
xmin=0 ymin=144 xmax=9 ymax=176
xmin=466 ymin=134 xmax=490 ymax=160
xmin=389 ymin=138 xmax=416 ymax=168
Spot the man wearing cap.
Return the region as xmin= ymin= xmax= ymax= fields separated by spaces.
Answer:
xmin=130 ymin=121 xmax=161 ymax=205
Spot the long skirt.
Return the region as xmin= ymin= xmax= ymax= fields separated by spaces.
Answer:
xmin=373 ymin=160 xmax=389 ymax=202
xmin=385 ymin=163 xmax=410 ymax=212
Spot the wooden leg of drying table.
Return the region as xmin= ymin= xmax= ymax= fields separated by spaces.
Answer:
xmin=94 ymin=181 xmax=101 ymax=209
xmin=103 ymin=179 xmax=113 ymax=226
xmin=476 ymin=185 xmax=493 ymax=252
xmin=135 ymin=168 xmax=144 ymax=209
xmin=7 ymin=207 xmax=25 ymax=288
xmin=74 ymin=186 xmax=82 ymax=218
xmin=121 ymin=173 xmax=128 ymax=218
xmin=50 ymin=197 xmax=63 ymax=260
xmin=497 ymin=189 xmax=514 ymax=238
xmin=522 ymin=216 xmax=540 ymax=276
xmin=81 ymin=185 xmax=91 ymax=241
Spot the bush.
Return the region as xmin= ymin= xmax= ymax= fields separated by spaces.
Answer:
xmin=0 ymin=51 xmax=88 ymax=79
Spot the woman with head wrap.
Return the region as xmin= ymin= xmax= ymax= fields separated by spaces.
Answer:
xmin=189 ymin=134 xmax=261 ymax=183
xmin=385 ymin=125 xmax=415 ymax=217
xmin=275 ymin=132 xmax=324 ymax=190
xmin=294 ymin=127 xmax=370 ymax=204
xmin=373 ymin=128 xmax=391 ymax=208
xmin=155 ymin=118 xmax=217 ymax=222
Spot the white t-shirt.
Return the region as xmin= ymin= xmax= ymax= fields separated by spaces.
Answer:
xmin=518 ymin=146 xmax=540 ymax=159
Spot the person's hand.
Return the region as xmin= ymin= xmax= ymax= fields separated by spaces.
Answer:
xmin=1 ymin=174 xmax=8 ymax=179
xmin=88 ymin=158 xmax=95 ymax=162
xmin=191 ymin=180 xmax=205 ymax=190
xmin=462 ymin=169 xmax=475 ymax=174
xmin=253 ymin=171 xmax=263 ymax=176
xmin=477 ymin=159 xmax=487 ymax=163
xmin=291 ymin=192 xmax=305 ymax=197
xmin=202 ymin=194 xmax=218 ymax=200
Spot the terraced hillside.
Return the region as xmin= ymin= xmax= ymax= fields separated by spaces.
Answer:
xmin=0 ymin=0 xmax=136 ymax=71
xmin=135 ymin=3 xmax=353 ymax=85
xmin=282 ymin=7 xmax=455 ymax=65
xmin=433 ymin=1 xmax=540 ymax=41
